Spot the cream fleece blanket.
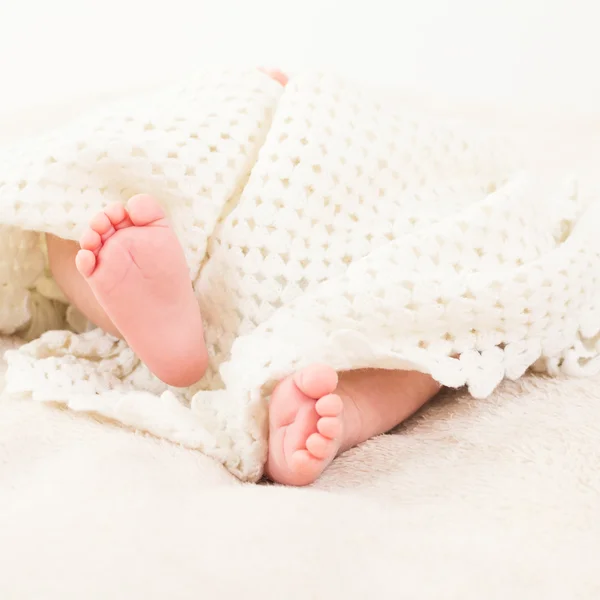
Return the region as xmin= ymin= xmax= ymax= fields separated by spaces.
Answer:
xmin=2 ymin=334 xmax=600 ymax=599
xmin=1 ymin=69 xmax=600 ymax=482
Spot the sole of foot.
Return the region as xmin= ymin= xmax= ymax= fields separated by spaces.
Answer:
xmin=265 ymin=364 xmax=347 ymax=486
xmin=76 ymin=194 xmax=208 ymax=387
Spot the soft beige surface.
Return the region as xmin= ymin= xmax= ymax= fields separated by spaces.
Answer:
xmin=2 ymin=333 xmax=600 ymax=599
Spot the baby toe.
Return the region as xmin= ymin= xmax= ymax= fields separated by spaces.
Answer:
xmin=316 ymin=393 xmax=343 ymax=417
xmin=89 ymin=211 xmax=114 ymax=237
xmin=126 ymin=194 xmax=165 ymax=226
xmin=293 ymin=365 xmax=338 ymax=399
xmin=75 ymin=249 xmax=97 ymax=278
xmin=317 ymin=416 xmax=343 ymax=440
xmin=79 ymin=228 xmax=102 ymax=253
xmin=290 ymin=449 xmax=323 ymax=477
xmin=306 ymin=433 xmax=333 ymax=459
xmin=260 ymin=68 xmax=289 ymax=86
xmin=103 ymin=202 xmax=130 ymax=228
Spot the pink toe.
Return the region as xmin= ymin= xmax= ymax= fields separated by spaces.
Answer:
xmin=89 ymin=212 xmax=114 ymax=236
xmin=75 ymin=249 xmax=97 ymax=278
xmin=290 ymin=449 xmax=323 ymax=478
xmin=294 ymin=365 xmax=338 ymax=399
xmin=317 ymin=416 xmax=343 ymax=440
xmin=260 ymin=68 xmax=289 ymax=87
xmin=316 ymin=394 xmax=343 ymax=417
xmin=126 ymin=194 xmax=165 ymax=226
xmin=79 ymin=228 xmax=102 ymax=253
xmin=103 ymin=202 xmax=129 ymax=228
xmin=306 ymin=433 xmax=333 ymax=459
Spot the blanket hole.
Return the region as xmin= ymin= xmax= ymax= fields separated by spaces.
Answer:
xmin=131 ymin=147 xmax=147 ymax=158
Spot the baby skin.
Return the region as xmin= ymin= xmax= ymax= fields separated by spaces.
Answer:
xmin=46 ymin=69 xmax=441 ymax=486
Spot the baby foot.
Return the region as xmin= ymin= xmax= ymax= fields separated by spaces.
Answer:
xmin=76 ymin=194 xmax=208 ymax=387
xmin=266 ymin=365 xmax=441 ymax=485
xmin=265 ymin=364 xmax=351 ymax=486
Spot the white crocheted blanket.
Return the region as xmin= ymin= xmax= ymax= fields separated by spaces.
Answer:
xmin=1 ymin=69 xmax=599 ymax=481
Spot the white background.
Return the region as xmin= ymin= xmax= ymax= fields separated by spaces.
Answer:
xmin=0 ymin=0 xmax=599 ymax=118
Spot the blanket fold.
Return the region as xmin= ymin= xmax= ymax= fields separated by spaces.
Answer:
xmin=2 ymin=69 xmax=599 ymax=480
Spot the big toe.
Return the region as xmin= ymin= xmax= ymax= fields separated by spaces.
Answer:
xmin=293 ymin=364 xmax=338 ymax=399
xmin=127 ymin=194 xmax=166 ymax=226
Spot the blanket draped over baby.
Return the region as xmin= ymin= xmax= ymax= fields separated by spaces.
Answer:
xmin=1 ymin=69 xmax=599 ymax=481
